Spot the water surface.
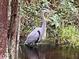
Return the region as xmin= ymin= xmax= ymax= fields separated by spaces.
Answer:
xmin=19 ymin=45 xmax=79 ymax=59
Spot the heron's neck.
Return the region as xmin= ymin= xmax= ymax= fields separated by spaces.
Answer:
xmin=41 ymin=15 xmax=46 ymax=29
xmin=42 ymin=18 xmax=46 ymax=29
xmin=41 ymin=15 xmax=46 ymax=40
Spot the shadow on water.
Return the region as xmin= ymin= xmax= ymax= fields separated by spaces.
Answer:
xmin=19 ymin=45 xmax=79 ymax=59
xmin=25 ymin=47 xmax=45 ymax=59
xmin=19 ymin=45 xmax=46 ymax=59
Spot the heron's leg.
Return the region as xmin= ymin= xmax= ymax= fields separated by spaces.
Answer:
xmin=28 ymin=42 xmax=35 ymax=46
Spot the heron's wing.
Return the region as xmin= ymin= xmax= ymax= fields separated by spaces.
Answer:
xmin=25 ymin=28 xmax=41 ymax=44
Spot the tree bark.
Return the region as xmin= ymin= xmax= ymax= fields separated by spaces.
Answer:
xmin=0 ymin=0 xmax=8 ymax=59
xmin=8 ymin=0 xmax=18 ymax=59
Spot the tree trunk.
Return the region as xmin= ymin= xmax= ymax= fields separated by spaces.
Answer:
xmin=0 ymin=0 xmax=8 ymax=59
xmin=8 ymin=0 xmax=18 ymax=59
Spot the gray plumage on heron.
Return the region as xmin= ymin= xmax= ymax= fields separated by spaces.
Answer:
xmin=24 ymin=8 xmax=50 ymax=46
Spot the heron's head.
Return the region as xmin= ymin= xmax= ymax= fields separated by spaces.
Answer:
xmin=40 ymin=8 xmax=51 ymax=22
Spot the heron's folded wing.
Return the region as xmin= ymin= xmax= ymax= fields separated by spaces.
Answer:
xmin=25 ymin=31 xmax=39 ymax=44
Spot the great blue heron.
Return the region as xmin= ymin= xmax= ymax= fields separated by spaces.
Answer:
xmin=24 ymin=8 xmax=50 ymax=46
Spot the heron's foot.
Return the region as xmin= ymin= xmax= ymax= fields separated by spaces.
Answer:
xmin=36 ymin=43 xmax=39 ymax=46
xmin=24 ymin=42 xmax=38 ymax=48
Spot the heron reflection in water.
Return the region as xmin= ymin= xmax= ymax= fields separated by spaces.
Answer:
xmin=26 ymin=47 xmax=45 ymax=59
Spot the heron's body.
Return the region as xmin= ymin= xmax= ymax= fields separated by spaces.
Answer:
xmin=25 ymin=27 xmax=42 ymax=45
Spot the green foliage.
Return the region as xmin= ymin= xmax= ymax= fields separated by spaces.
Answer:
xmin=59 ymin=25 xmax=79 ymax=47
xmin=20 ymin=0 xmax=50 ymax=17
xmin=60 ymin=0 xmax=77 ymax=13
xmin=57 ymin=0 xmax=78 ymax=20
xmin=49 ymin=14 xmax=61 ymax=28
xmin=48 ymin=0 xmax=79 ymax=47
xmin=60 ymin=26 xmax=77 ymax=39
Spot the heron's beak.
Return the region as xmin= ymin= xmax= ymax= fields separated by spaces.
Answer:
xmin=45 ymin=18 xmax=51 ymax=22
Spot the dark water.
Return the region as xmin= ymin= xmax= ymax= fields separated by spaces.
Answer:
xmin=19 ymin=45 xmax=79 ymax=59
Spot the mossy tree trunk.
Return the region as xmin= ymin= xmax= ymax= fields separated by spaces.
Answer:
xmin=8 ymin=0 xmax=18 ymax=59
